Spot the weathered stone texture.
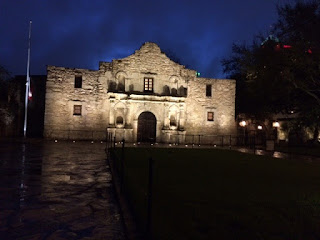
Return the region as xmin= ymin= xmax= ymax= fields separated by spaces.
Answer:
xmin=100 ymin=42 xmax=193 ymax=95
xmin=44 ymin=42 xmax=236 ymax=142
xmin=185 ymin=78 xmax=236 ymax=135
xmin=44 ymin=66 xmax=108 ymax=139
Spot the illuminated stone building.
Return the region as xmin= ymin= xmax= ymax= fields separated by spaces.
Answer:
xmin=44 ymin=42 xmax=236 ymax=143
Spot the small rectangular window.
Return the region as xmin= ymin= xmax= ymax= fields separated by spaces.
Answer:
xmin=206 ymin=84 xmax=212 ymax=97
xmin=207 ymin=112 xmax=214 ymax=121
xmin=75 ymin=76 xmax=82 ymax=88
xmin=73 ymin=105 xmax=82 ymax=116
xmin=144 ymin=78 xmax=154 ymax=92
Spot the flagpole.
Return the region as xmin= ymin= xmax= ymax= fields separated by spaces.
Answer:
xmin=24 ymin=20 xmax=32 ymax=138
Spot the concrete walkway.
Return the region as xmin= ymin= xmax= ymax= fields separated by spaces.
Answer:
xmin=0 ymin=140 xmax=126 ymax=240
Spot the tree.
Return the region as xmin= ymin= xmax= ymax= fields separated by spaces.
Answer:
xmin=274 ymin=1 xmax=320 ymax=106
xmin=0 ymin=65 xmax=10 ymax=102
xmin=222 ymin=1 xmax=320 ymax=142
xmin=0 ymin=65 xmax=14 ymax=136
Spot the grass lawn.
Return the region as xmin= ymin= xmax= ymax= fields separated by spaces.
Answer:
xmin=113 ymin=147 xmax=320 ymax=240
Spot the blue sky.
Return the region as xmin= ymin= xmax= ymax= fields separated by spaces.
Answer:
xmin=1 ymin=0 xmax=293 ymax=78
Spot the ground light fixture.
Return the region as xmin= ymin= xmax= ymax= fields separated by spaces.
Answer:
xmin=257 ymin=125 xmax=263 ymax=130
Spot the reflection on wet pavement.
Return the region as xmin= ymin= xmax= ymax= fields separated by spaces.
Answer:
xmin=0 ymin=140 xmax=125 ymax=240
xmin=235 ymin=147 xmax=320 ymax=162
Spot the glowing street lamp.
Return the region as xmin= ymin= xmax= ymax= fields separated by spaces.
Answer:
xmin=272 ymin=121 xmax=280 ymax=128
xmin=239 ymin=120 xmax=247 ymax=145
xmin=272 ymin=121 xmax=280 ymax=142
xmin=257 ymin=125 xmax=262 ymax=130
xmin=239 ymin=120 xmax=247 ymax=127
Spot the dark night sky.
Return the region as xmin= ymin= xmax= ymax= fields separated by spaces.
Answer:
xmin=1 ymin=0 xmax=292 ymax=78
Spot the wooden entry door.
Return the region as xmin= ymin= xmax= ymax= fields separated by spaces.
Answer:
xmin=137 ymin=112 xmax=156 ymax=142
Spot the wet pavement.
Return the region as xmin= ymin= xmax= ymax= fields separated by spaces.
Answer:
xmin=0 ymin=140 xmax=126 ymax=240
xmin=234 ymin=146 xmax=320 ymax=162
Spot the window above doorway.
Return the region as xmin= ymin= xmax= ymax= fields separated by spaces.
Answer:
xmin=144 ymin=78 xmax=153 ymax=92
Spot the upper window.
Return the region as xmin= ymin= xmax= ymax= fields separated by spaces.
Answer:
xmin=75 ymin=76 xmax=82 ymax=88
xmin=73 ymin=105 xmax=82 ymax=116
xmin=207 ymin=112 xmax=214 ymax=121
xmin=206 ymin=84 xmax=212 ymax=97
xmin=144 ymin=78 xmax=153 ymax=92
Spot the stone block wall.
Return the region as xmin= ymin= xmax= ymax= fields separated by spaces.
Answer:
xmin=44 ymin=42 xmax=236 ymax=142
xmin=44 ymin=66 xmax=108 ymax=139
xmin=106 ymin=93 xmax=186 ymax=142
xmin=100 ymin=42 xmax=193 ymax=96
xmin=185 ymin=78 xmax=236 ymax=136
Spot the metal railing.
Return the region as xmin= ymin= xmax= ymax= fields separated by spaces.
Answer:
xmin=106 ymin=132 xmax=268 ymax=149
xmin=170 ymin=134 xmax=234 ymax=147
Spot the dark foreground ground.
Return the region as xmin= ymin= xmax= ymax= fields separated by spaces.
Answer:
xmin=111 ymin=146 xmax=320 ymax=240
xmin=0 ymin=139 xmax=126 ymax=240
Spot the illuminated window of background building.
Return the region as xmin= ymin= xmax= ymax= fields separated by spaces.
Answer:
xmin=74 ymin=75 xmax=82 ymax=88
xmin=73 ymin=105 xmax=82 ymax=116
xmin=207 ymin=112 xmax=214 ymax=121
xmin=144 ymin=78 xmax=153 ymax=92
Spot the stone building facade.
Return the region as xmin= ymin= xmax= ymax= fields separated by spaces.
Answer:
xmin=44 ymin=42 xmax=236 ymax=143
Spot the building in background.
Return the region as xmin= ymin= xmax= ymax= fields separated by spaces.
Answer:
xmin=44 ymin=42 xmax=236 ymax=143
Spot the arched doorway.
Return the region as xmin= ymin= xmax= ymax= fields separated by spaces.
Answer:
xmin=137 ymin=112 xmax=156 ymax=142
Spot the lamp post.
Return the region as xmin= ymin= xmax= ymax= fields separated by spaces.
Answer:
xmin=272 ymin=121 xmax=280 ymax=143
xmin=239 ymin=120 xmax=247 ymax=145
xmin=24 ymin=20 xmax=32 ymax=138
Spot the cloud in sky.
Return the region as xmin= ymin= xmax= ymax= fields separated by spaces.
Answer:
xmin=0 ymin=0 xmax=281 ymax=78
